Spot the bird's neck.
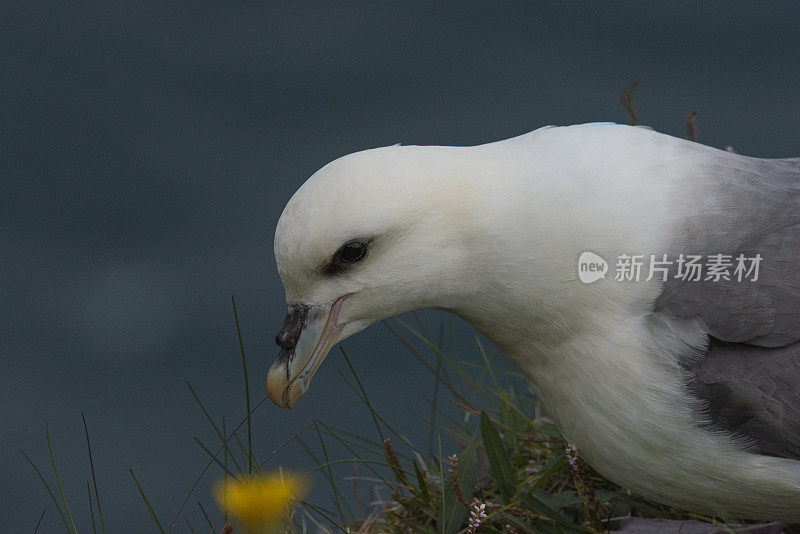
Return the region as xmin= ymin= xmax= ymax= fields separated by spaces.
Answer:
xmin=444 ymin=136 xmax=673 ymax=362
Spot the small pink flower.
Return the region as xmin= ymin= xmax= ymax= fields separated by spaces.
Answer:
xmin=565 ymin=444 xmax=579 ymax=468
xmin=466 ymin=500 xmax=488 ymax=533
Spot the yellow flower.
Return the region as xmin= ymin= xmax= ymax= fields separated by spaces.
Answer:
xmin=214 ymin=471 xmax=309 ymax=534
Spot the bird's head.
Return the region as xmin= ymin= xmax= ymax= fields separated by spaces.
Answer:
xmin=268 ymin=145 xmax=483 ymax=408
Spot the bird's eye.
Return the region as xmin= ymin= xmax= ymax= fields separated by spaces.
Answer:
xmin=338 ymin=241 xmax=367 ymax=263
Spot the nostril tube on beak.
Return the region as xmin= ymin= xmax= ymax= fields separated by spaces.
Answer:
xmin=275 ymin=304 xmax=309 ymax=350
xmin=275 ymin=330 xmax=297 ymax=349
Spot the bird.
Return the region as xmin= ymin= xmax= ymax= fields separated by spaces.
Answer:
xmin=267 ymin=123 xmax=800 ymax=521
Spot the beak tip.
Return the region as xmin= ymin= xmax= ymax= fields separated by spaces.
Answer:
xmin=267 ymin=363 xmax=290 ymax=409
xmin=284 ymin=379 xmax=306 ymax=409
xmin=268 ymin=387 xmax=293 ymax=410
xmin=267 ymin=361 xmax=307 ymax=409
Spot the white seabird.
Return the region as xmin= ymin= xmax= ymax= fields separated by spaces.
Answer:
xmin=268 ymin=123 xmax=800 ymax=521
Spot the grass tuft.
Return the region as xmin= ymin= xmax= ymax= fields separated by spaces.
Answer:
xmin=24 ymin=304 xmax=764 ymax=532
xmin=286 ymin=318 xmax=756 ymax=533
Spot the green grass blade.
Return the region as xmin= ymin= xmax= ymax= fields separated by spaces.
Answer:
xmin=129 ymin=469 xmax=166 ymax=534
xmin=86 ymin=481 xmax=97 ymax=534
xmin=197 ymin=501 xmax=216 ymax=533
xmin=338 ymin=371 xmax=422 ymax=456
xmin=185 ymin=382 xmax=244 ymax=473
xmin=438 ymin=434 xmax=446 ymax=534
xmin=498 ymin=512 xmax=546 ymax=534
xmin=480 ymin=412 xmax=516 ymax=500
xmin=45 ymin=423 xmax=78 ymax=533
xmin=316 ymin=422 xmax=394 ymax=460
xmin=253 ymin=423 xmax=315 ymax=473
xmin=193 ymin=437 xmax=241 ymax=480
xmin=340 ymin=347 xmax=385 ymax=442
xmin=314 ymin=422 xmax=348 ymax=524
xmin=82 ymin=413 xmax=106 ymax=534
xmin=222 ymin=416 xmax=228 ymax=525
xmin=171 ymin=390 xmax=273 ymax=529
xmin=314 ymin=422 xmax=391 ymax=485
xmin=610 ymin=493 xmax=672 ymax=517
xmin=33 ymin=509 xmax=46 ymax=534
xmin=411 ymin=310 xmax=434 ymax=341
xmin=383 ymin=321 xmax=471 ymax=407
xmin=299 ymin=500 xmax=349 ymax=532
xmin=438 ymin=447 xmax=476 ymax=534
xmin=529 ymin=454 xmax=567 ymax=492
xmin=427 ymin=329 xmax=444 ymax=458
xmin=296 ymin=435 xmax=322 ymax=466
xmin=405 ymin=324 xmax=482 ymax=395
xmin=310 ymin=458 xmax=398 ymax=473
xmin=413 ymin=459 xmax=430 ymax=502
xmin=520 ymin=491 xmax=577 ymax=527
xmin=231 ymin=295 xmax=253 ymax=475
xmin=338 ymin=352 xmax=424 ymax=457
xmin=475 ymin=335 xmax=499 ymax=391
xmin=21 ymin=450 xmax=70 ymax=533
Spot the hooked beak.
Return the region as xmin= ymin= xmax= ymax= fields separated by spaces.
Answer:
xmin=267 ymin=294 xmax=350 ymax=409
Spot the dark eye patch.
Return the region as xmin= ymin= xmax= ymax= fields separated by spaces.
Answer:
xmin=339 ymin=241 xmax=366 ymax=263
xmin=320 ymin=239 xmax=371 ymax=276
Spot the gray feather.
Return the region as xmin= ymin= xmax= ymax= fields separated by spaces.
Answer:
xmin=656 ymin=155 xmax=800 ymax=347
xmin=686 ymin=338 xmax=800 ymax=460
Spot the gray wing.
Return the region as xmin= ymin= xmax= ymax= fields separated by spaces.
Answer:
xmin=655 ymin=155 xmax=800 ymax=347
xmin=653 ymin=150 xmax=800 ymax=459
xmin=686 ymin=338 xmax=800 ymax=460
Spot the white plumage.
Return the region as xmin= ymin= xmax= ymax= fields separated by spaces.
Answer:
xmin=269 ymin=123 xmax=800 ymax=520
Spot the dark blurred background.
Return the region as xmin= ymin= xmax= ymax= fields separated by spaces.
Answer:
xmin=2 ymin=2 xmax=799 ymax=531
